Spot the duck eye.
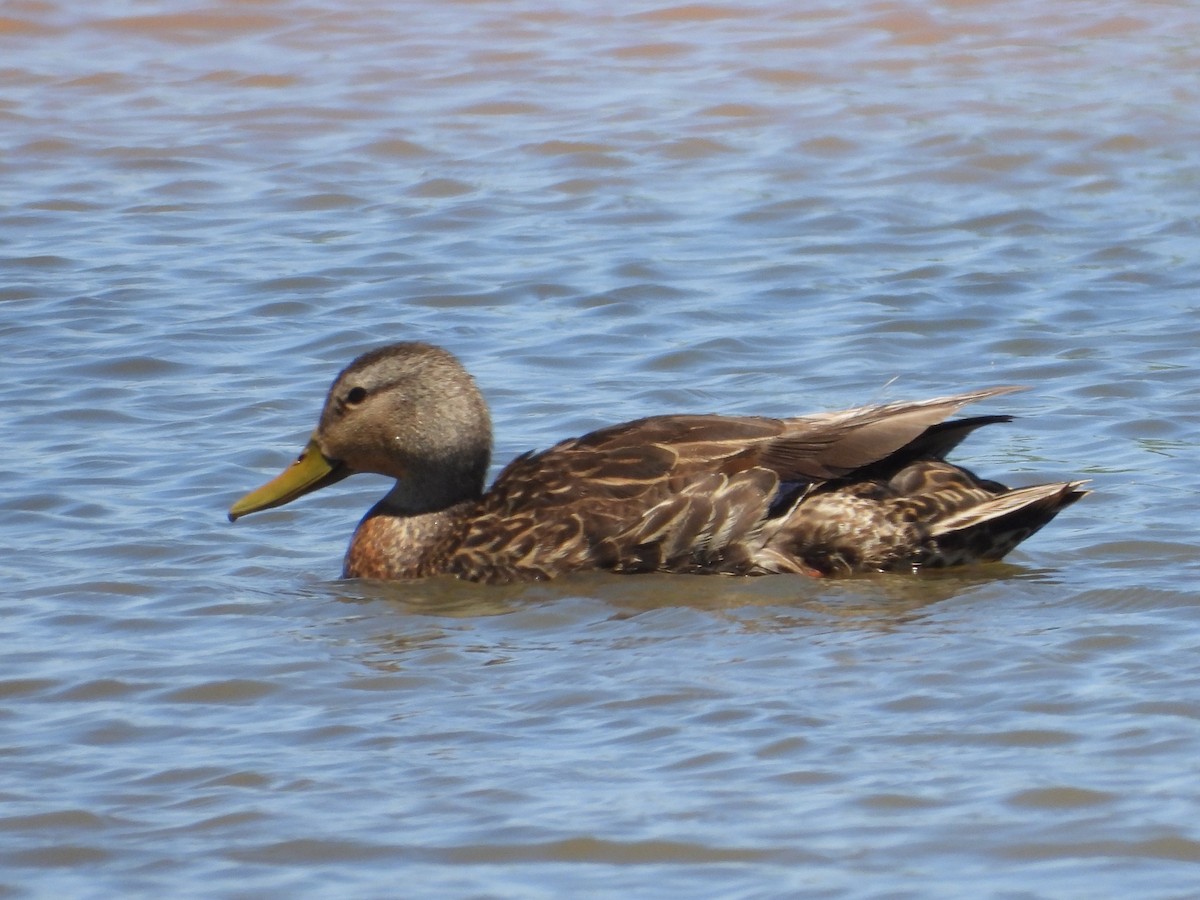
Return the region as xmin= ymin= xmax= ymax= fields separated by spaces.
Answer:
xmin=345 ymin=386 xmax=368 ymax=406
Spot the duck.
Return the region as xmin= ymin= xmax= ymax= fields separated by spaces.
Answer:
xmin=229 ymin=341 xmax=1087 ymax=583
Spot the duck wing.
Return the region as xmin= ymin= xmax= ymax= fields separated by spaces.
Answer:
xmin=756 ymin=385 xmax=1024 ymax=481
xmin=448 ymin=387 xmax=1023 ymax=581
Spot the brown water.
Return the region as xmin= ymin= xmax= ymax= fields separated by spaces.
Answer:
xmin=4 ymin=0 xmax=1200 ymax=896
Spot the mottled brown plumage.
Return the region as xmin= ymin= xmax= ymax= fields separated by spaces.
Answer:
xmin=229 ymin=342 xmax=1087 ymax=583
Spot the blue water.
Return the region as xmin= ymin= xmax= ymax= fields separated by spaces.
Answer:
xmin=3 ymin=0 xmax=1200 ymax=896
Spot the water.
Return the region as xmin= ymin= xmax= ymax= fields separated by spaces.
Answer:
xmin=3 ymin=0 xmax=1200 ymax=895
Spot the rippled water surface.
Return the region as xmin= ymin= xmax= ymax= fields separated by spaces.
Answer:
xmin=4 ymin=0 xmax=1200 ymax=895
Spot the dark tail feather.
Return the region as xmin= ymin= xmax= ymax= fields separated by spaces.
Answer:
xmin=926 ymin=480 xmax=1090 ymax=565
xmin=915 ymin=415 xmax=1014 ymax=459
xmin=853 ymin=415 xmax=1014 ymax=481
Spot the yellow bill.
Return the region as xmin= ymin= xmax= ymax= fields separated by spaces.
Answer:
xmin=228 ymin=435 xmax=349 ymax=521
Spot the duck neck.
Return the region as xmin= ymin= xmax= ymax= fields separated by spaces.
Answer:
xmin=340 ymin=460 xmax=485 ymax=579
xmin=377 ymin=462 xmax=484 ymax=516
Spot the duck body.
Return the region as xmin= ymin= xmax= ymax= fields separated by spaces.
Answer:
xmin=230 ymin=342 xmax=1087 ymax=584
